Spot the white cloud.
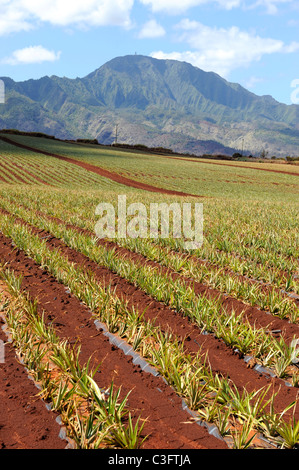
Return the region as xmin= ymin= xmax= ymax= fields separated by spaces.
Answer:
xmin=140 ymin=0 xmax=296 ymax=14
xmin=248 ymin=0 xmax=294 ymax=15
xmin=138 ymin=19 xmax=166 ymax=38
xmin=287 ymin=19 xmax=299 ymax=26
xmin=151 ymin=20 xmax=299 ymax=77
xmin=244 ymin=75 xmax=265 ymax=89
xmin=0 ymin=0 xmax=32 ymax=35
xmin=3 ymin=45 xmax=61 ymax=65
xmin=0 ymin=0 xmax=134 ymax=35
xmin=140 ymin=0 xmax=241 ymax=14
xmin=283 ymin=41 xmax=299 ymax=53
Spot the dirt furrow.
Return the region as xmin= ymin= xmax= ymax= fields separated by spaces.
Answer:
xmin=0 ymin=156 xmax=52 ymax=186
xmin=32 ymin=209 xmax=299 ymax=343
xmin=0 ymin=158 xmax=29 ymax=184
xmin=0 ymin=307 xmax=67 ymax=449
xmin=0 ymin=231 xmax=228 ymax=449
xmin=1 ymin=211 xmax=298 ymax=422
xmin=0 ymin=136 xmax=200 ymax=198
xmin=163 ymin=155 xmax=299 ymax=177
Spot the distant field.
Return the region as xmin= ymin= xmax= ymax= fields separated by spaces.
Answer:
xmin=0 ymin=136 xmax=133 ymax=192
xmin=2 ymin=133 xmax=299 ymax=201
xmin=167 ymin=154 xmax=299 ymax=173
xmin=0 ymin=132 xmax=298 ymax=450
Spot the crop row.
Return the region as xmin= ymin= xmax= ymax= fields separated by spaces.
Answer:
xmin=2 ymin=186 xmax=296 ymax=291
xmin=1 ymin=205 xmax=299 ymax=382
xmin=0 ymin=142 xmax=127 ymax=190
xmin=0 ymin=270 xmax=146 ymax=449
xmin=113 ymin=236 xmax=299 ymax=318
xmin=1 ymin=207 xmax=299 ymax=448
xmin=0 ymin=194 xmax=298 ymax=326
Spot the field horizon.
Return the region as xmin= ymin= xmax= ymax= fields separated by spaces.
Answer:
xmin=0 ymin=129 xmax=298 ymax=451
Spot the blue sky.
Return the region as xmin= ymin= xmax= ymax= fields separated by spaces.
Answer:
xmin=0 ymin=0 xmax=298 ymax=105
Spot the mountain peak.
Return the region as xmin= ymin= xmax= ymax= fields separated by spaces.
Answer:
xmin=83 ymin=54 xmax=269 ymax=113
xmin=1 ymin=54 xmax=298 ymax=156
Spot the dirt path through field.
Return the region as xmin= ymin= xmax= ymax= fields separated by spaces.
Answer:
xmin=0 ymin=136 xmax=200 ymax=197
xmin=0 ymin=307 xmax=67 ymax=449
xmin=30 ymin=208 xmax=299 ymax=343
xmin=0 ymin=230 xmax=229 ymax=449
xmin=1 ymin=210 xmax=298 ymax=424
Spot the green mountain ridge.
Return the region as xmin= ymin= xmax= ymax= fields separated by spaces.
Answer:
xmin=1 ymin=54 xmax=299 ymax=157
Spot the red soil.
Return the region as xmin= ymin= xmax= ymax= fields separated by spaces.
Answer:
xmin=0 ymin=155 xmax=51 ymax=185
xmin=0 ymin=231 xmax=228 ymax=449
xmin=0 ymin=313 xmax=68 ymax=449
xmin=2 ymin=209 xmax=298 ymax=425
xmin=0 ymin=136 xmax=200 ymax=197
xmin=164 ymin=155 xmax=299 ymax=177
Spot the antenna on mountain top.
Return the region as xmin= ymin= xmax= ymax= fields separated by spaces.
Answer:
xmin=115 ymin=124 xmax=118 ymax=144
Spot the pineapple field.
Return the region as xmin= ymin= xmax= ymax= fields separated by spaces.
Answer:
xmin=0 ymin=132 xmax=298 ymax=451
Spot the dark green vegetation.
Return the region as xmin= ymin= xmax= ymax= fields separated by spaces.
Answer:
xmin=1 ymin=55 xmax=299 ymax=157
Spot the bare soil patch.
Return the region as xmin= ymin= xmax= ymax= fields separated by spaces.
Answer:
xmin=0 ymin=304 xmax=67 ymax=449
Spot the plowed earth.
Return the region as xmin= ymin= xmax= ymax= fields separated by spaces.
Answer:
xmin=0 ymin=136 xmax=199 ymax=197
xmin=30 ymin=208 xmax=299 ymax=345
xmin=0 ymin=306 xmax=67 ymax=449
xmin=0 ymin=231 xmax=228 ymax=449
xmin=0 ymin=208 xmax=298 ymax=450
xmin=164 ymin=156 xmax=299 ymax=177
